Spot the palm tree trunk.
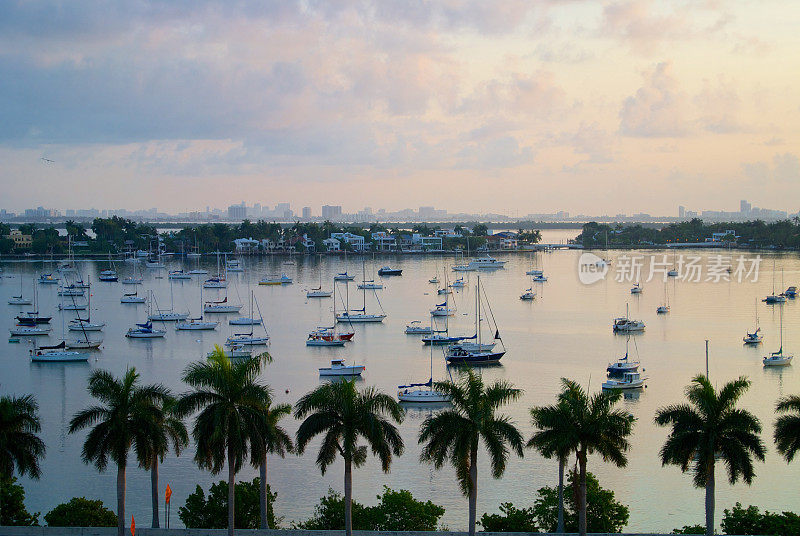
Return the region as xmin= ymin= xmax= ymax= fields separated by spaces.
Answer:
xmin=260 ymin=456 xmax=269 ymax=529
xmin=557 ymin=457 xmax=565 ymax=533
xmin=468 ymin=444 xmax=478 ymax=536
xmin=228 ymin=447 xmax=235 ymax=536
xmin=705 ymin=461 xmax=715 ymax=536
xmin=151 ymin=458 xmax=160 ymax=528
xmin=344 ymin=457 xmax=353 ymax=536
xmin=578 ymin=450 xmax=587 ymax=536
xmin=117 ymin=463 xmax=126 ymax=536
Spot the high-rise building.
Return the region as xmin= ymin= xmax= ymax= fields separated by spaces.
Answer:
xmin=227 ymin=204 xmax=247 ymax=220
xmin=419 ymin=206 xmax=435 ymax=220
xmin=678 ymin=205 xmax=686 ymax=218
xmin=302 ymin=207 xmax=312 ymax=219
xmin=321 ymin=205 xmax=342 ymax=220
xmin=740 ymin=200 xmax=751 ymax=213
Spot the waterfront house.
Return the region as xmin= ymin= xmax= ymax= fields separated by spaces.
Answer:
xmin=323 ymin=237 xmax=341 ymax=252
xmin=371 ymin=231 xmax=397 ymax=252
xmin=330 ymin=232 xmax=368 ymax=252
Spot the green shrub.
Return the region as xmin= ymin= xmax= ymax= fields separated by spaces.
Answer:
xmin=0 ymin=477 xmax=39 ymax=526
xmin=178 ymin=478 xmax=277 ymax=529
xmin=44 ymin=497 xmax=115 ymax=527
xmin=479 ymin=502 xmax=538 ymax=532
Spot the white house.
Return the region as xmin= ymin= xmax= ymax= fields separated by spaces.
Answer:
xmin=330 ymin=232 xmax=368 ymax=252
xmin=371 ymin=231 xmax=397 ymax=251
xmin=233 ymin=237 xmax=260 ymax=253
xmin=301 ymin=234 xmax=316 ymax=252
xmin=323 ymin=237 xmax=341 ymax=252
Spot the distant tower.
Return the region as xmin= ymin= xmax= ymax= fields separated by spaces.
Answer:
xmin=678 ymin=205 xmax=686 ymax=218
xmin=302 ymin=207 xmax=312 ymax=219
xmin=740 ymin=200 xmax=751 ymax=213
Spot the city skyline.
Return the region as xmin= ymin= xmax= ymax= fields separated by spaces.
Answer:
xmin=1 ymin=2 xmax=799 ymax=215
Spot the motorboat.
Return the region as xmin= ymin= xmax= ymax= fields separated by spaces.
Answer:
xmin=429 ymin=276 xmax=440 ymax=284
xmin=377 ymin=266 xmax=402 ymax=276
xmin=630 ymin=283 xmax=642 ymax=294
xmin=168 ymin=270 xmax=192 ymax=280
xmin=405 ymin=321 xmax=433 ymax=334
xmin=526 ymin=269 xmax=544 ymax=276
xmin=520 ymin=288 xmax=536 ymax=300
xmin=466 ymin=256 xmax=506 ymax=270
xmin=602 ymin=371 xmax=647 ymax=390
xmin=259 ymin=274 xmax=292 ymax=285
xmin=121 ymin=292 xmax=146 ymax=304
xmin=764 ymin=294 xmax=786 ymax=304
xmin=319 ymin=359 xmax=364 ymax=376
xmin=30 ymin=342 xmax=88 ymax=362
xmin=126 ymin=321 xmax=167 ymax=338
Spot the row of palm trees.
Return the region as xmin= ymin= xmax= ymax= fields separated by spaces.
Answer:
xmin=2 ymin=352 xmax=800 ymax=536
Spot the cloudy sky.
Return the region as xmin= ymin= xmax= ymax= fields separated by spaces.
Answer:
xmin=1 ymin=1 xmax=798 ymax=216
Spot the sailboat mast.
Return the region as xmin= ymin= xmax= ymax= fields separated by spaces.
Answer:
xmin=476 ymin=275 xmax=481 ymax=346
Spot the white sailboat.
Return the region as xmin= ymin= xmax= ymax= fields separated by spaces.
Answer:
xmin=121 ymin=259 xmax=143 ymax=285
xmin=8 ymin=276 xmax=32 ymax=305
xmin=398 ymin=343 xmax=449 ymax=403
xmin=203 ymin=252 xmax=228 ymax=288
xmin=30 ymin=341 xmax=88 ymax=362
xmin=307 ymin=265 xmax=332 ymax=298
xmin=127 ymin=293 xmax=167 ymax=338
xmin=763 ymin=305 xmax=792 ymax=366
xmin=148 ymin=279 xmax=189 ymax=321
xmin=177 ymin=287 xmax=219 ymax=330
xmin=743 ymin=299 xmax=763 ymax=344
xmin=335 ymin=276 xmax=386 ymax=323
xmin=613 ymin=304 xmax=645 ymax=332
xmin=656 ymin=282 xmax=670 ymax=314
xmin=225 ymin=291 xmax=269 ymax=345
xmin=764 ymin=261 xmax=786 ymax=303
xmin=121 ymin=291 xmax=146 ymax=304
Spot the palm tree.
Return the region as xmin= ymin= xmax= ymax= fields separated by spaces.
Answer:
xmin=138 ymin=395 xmax=188 ymax=528
xmin=528 ymin=397 xmax=574 ymax=533
xmin=175 ymin=349 xmax=272 ymax=536
xmin=0 ymin=394 xmax=46 ymax=522
xmin=294 ymin=379 xmax=404 ymax=536
xmin=250 ymin=396 xmax=293 ymax=529
xmin=541 ymin=379 xmax=635 ymax=536
xmin=69 ymin=368 xmax=169 ymax=536
xmin=418 ymin=369 xmax=524 ymax=536
xmin=655 ymin=375 xmax=765 ymax=536
xmin=775 ymin=394 xmax=800 ymax=461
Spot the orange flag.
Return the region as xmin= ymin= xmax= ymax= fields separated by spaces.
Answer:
xmin=165 ymin=484 xmax=173 ymax=504
xmin=131 ymin=515 xmax=135 ymax=536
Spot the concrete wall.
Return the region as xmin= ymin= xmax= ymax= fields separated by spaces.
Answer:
xmin=0 ymin=529 xmax=705 ymax=536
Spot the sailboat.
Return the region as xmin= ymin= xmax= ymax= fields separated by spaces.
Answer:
xmin=168 ymin=269 xmax=192 ymax=280
xmin=67 ymin=278 xmax=105 ymax=331
xmin=743 ymin=299 xmax=763 ymax=344
xmin=306 ymin=268 xmax=332 ymax=298
xmin=656 ymin=282 xmax=670 ymax=314
xmin=606 ymin=335 xmax=640 ymax=375
xmin=335 ymin=276 xmax=386 ymax=323
xmin=445 ymin=276 xmax=505 ymax=365
xmin=763 ymin=305 xmax=792 ymax=366
xmin=525 ymin=251 xmax=544 ymax=276
xmin=203 ymin=296 xmax=242 ymax=314
xmin=308 ymin=280 xmax=354 ymax=344
xmin=230 ymin=275 xmax=263 ymax=324
xmin=8 ymin=276 xmax=32 ymax=305
xmin=630 ymin=282 xmax=642 ymax=294
xmin=613 ymin=303 xmax=645 ymax=332
xmin=225 ymin=291 xmax=269 ymax=345
xmin=430 ymin=300 xmax=456 ymax=316
xmin=203 ymin=252 xmax=228 ymax=288
xmin=38 ymin=273 xmax=60 ymax=285
xmin=15 ymin=284 xmax=51 ymax=325
xmin=57 ymin=235 xmax=78 ymax=273
xmin=520 ymin=287 xmax=536 ymax=300
xmin=177 ymin=286 xmax=219 ymax=330
xmin=121 ymin=259 xmax=143 ymax=285
xmin=334 ymin=249 xmax=355 ymax=281
xmin=127 ymin=292 xmax=167 ymax=338
xmin=30 ymin=340 xmax=88 ymax=362
xmin=98 ymin=253 xmax=118 ymax=282
xmin=763 ymin=260 xmax=786 ymax=303
xmin=398 ymin=343 xmax=449 ymax=402
xmin=358 ymin=255 xmax=383 ymax=290
xmin=423 ymin=273 xmax=461 ymax=345
xmin=148 ymin=278 xmax=189 ymax=321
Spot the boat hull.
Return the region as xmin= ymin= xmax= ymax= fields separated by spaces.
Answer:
xmin=336 ymin=314 xmax=386 ymax=323
xmin=31 ymin=351 xmax=88 ymax=362
xmin=319 ymin=366 xmax=364 ymax=376
xmin=398 ymin=389 xmax=449 ymax=403
xmin=446 ymin=351 xmax=505 ymax=365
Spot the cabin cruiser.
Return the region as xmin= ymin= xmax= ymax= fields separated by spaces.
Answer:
xmin=259 ymin=274 xmax=293 ymax=285
xmin=319 ymin=359 xmax=364 ymax=376
xmin=467 ymin=256 xmax=506 ymax=270
xmin=602 ymin=371 xmax=647 ymax=390
xmin=405 ymin=321 xmax=433 ymax=334
xmin=377 ymin=266 xmax=402 ymax=276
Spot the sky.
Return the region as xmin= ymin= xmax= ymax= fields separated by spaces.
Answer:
xmin=1 ymin=0 xmax=799 ymax=216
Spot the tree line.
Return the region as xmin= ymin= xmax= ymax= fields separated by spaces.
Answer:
xmin=2 ymin=352 xmax=800 ymax=536
xmin=578 ymin=218 xmax=800 ymax=249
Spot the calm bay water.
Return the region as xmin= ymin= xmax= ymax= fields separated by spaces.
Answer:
xmin=2 ymin=229 xmax=799 ymax=531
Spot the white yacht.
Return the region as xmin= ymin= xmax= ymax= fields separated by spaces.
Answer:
xmin=602 ymin=371 xmax=647 ymax=390
xmin=467 ymin=256 xmax=506 ymax=270
xmin=319 ymin=359 xmax=364 ymax=376
xmin=405 ymin=321 xmax=433 ymax=334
